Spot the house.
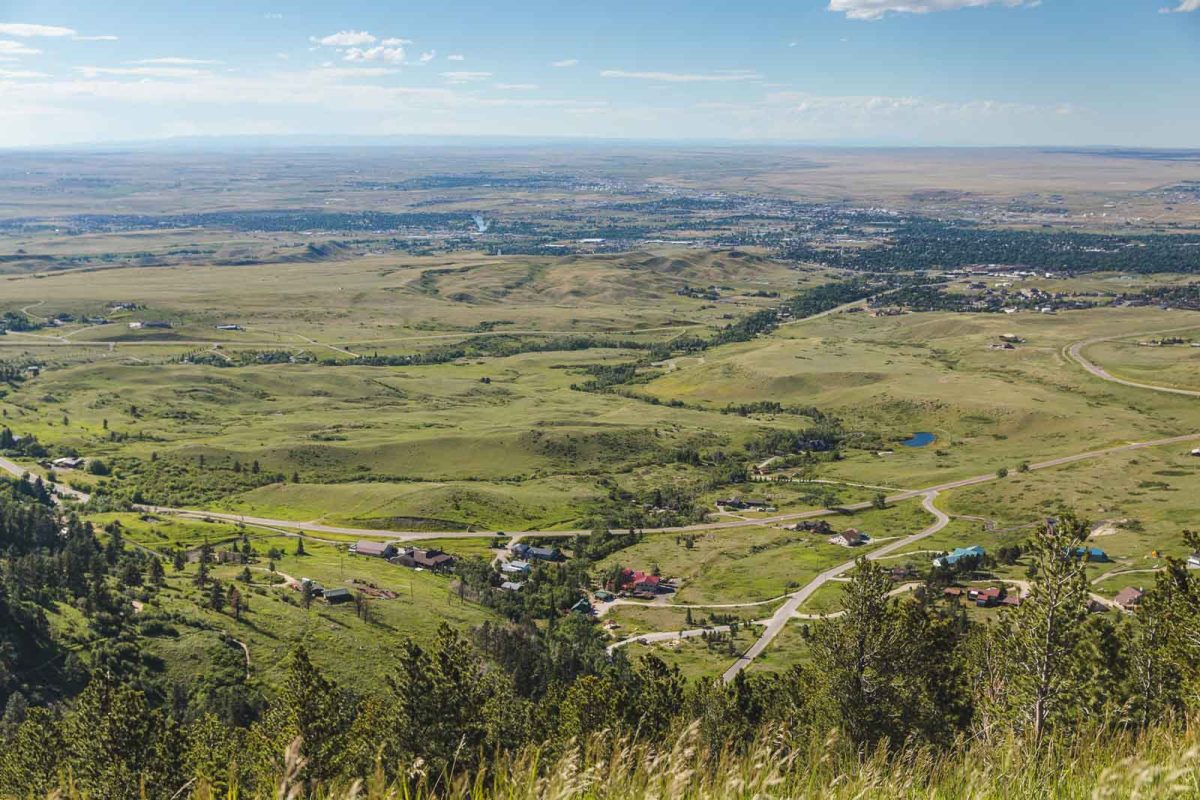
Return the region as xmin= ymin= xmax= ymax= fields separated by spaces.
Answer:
xmin=1188 ymin=552 xmax=1200 ymax=568
xmin=716 ymin=498 xmax=775 ymax=512
xmin=353 ymin=540 xmax=397 ymax=559
xmin=499 ymin=581 xmax=524 ymax=592
xmin=511 ymin=543 xmax=562 ymax=562
xmin=51 ymin=456 xmax=85 ymax=469
xmin=324 ymin=587 xmax=353 ymax=605
xmin=1069 ymin=546 xmax=1109 ymax=562
xmin=393 ymin=547 xmax=456 ymax=572
xmin=968 ymin=587 xmax=1004 ymax=607
xmin=1190 ymin=449 xmax=1200 ymax=457
xmin=933 ymin=545 xmax=985 ymax=568
xmin=594 ymin=589 xmax=615 ymax=602
xmin=1001 ymin=594 xmax=1022 ymax=607
xmin=787 ymin=520 xmax=833 ymax=534
xmin=943 ymin=587 xmax=964 ymax=599
xmin=1114 ymin=587 xmax=1144 ymax=611
xmin=889 ymin=566 xmax=919 ymax=582
xmin=501 ymin=560 xmax=532 ymax=575
xmin=828 ymin=528 xmax=869 ymax=548
xmin=128 ymin=320 xmax=172 ymax=330
xmin=215 ymin=324 xmax=243 ymax=331
xmin=620 ymin=569 xmax=662 ymax=596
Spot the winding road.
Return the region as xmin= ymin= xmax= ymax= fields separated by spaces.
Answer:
xmin=1065 ymin=328 xmax=1200 ymax=399
xmin=720 ymin=491 xmax=948 ymax=680
xmin=612 ymin=329 xmax=1200 ymax=679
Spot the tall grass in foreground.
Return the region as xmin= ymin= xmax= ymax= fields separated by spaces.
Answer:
xmin=44 ymin=719 xmax=1200 ymax=800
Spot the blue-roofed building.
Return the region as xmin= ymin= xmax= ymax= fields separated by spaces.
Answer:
xmin=1069 ymin=547 xmax=1109 ymax=562
xmin=933 ymin=545 xmax=985 ymax=568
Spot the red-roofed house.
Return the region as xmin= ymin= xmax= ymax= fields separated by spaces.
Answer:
xmin=969 ymin=587 xmax=1004 ymax=608
xmin=620 ymin=569 xmax=662 ymax=595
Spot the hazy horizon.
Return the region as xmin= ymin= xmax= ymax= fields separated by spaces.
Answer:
xmin=1 ymin=0 xmax=1198 ymax=149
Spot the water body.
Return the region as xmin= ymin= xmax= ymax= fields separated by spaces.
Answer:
xmin=902 ymin=432 xmax=936 ymax=448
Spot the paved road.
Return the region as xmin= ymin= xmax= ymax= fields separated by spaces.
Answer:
xmin=608 ymin=624 xmax=734 ymax=651
xmin=0 ymin=455 xmax=91 ymax=503
xmin=719 ymin=491 xmax=950 ymax=681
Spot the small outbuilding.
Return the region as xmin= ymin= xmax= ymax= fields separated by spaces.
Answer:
xmin=324 ymin=588 xmax=353 ymax=605
xmin=1114 ymin=587 xmax=1144 ymax=611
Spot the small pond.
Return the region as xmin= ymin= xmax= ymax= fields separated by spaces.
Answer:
xmin=901 ymin=432 xmax=936 ymax=448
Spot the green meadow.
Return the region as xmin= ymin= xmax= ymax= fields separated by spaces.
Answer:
xmin=6 ymin=248 xmax=1200 ymax=680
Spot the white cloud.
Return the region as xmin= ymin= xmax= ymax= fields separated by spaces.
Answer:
xmin=0 ymin=23 xmax=114 ymax=42
xmin=381 ymin=37 xmax=412 ymax=46
xmin=552 ymin=59 xmax=579 ymax=68
xmin=0 ymin=23 xmax=76 ymax=37
xmin=76 ymin=66 xmax=208 ymax=79
xmin=496 ymin=83 xmax=539 ymax=90
xmin=600 ymin=69 xmax=761 ymax=83
xmin=0 ymin=68 xmax=48 ymax=79
xmin=310 ymin=66 xmax=399 ymax=79
xmin=344 ymin=46 xmax=406 ymax=63
xmin=313 ymin=30 xmax=376 ymax=47
xmin=419 ymin=50 xmax=436 ymax=63
xmin=447 ymin=53 xmax=465 ymax=61
xmin=441 ymin=70 xmax=492 ymax=83
xmin=132 ymin=57 xmax=222 ymax=65
xmin=0 ymin=40 xmax=41 ymax=57
xmin=828 ymin=0 xmax=1037 ymax=20
xmin=1160 ymin=0 xmax=1200 ymax=11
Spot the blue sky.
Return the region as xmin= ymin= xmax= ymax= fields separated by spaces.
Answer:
xmin=0 ymin=0 xmax=1197 ymax=147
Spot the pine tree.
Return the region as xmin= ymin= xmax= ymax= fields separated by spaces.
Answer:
xmin=209 ymin=580 xmax=225 ymax=612
xmin=809 ymin=557 xmax=966 ymax=746
xmin=58 ymin=678 xmax=170 ymax=799
xmin=977 ymin=513 xmax=1092 ymax=746
xmin=148 ymin=556 xmax=165 ymax=587
xmin=229 ymin=585 xmax=242 ymax=620
xmin=0 ymin=708 xmax=62 ymax=797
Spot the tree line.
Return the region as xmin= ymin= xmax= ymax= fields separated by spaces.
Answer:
xmin=3 ymin=458 xmax=1200 ymax=797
